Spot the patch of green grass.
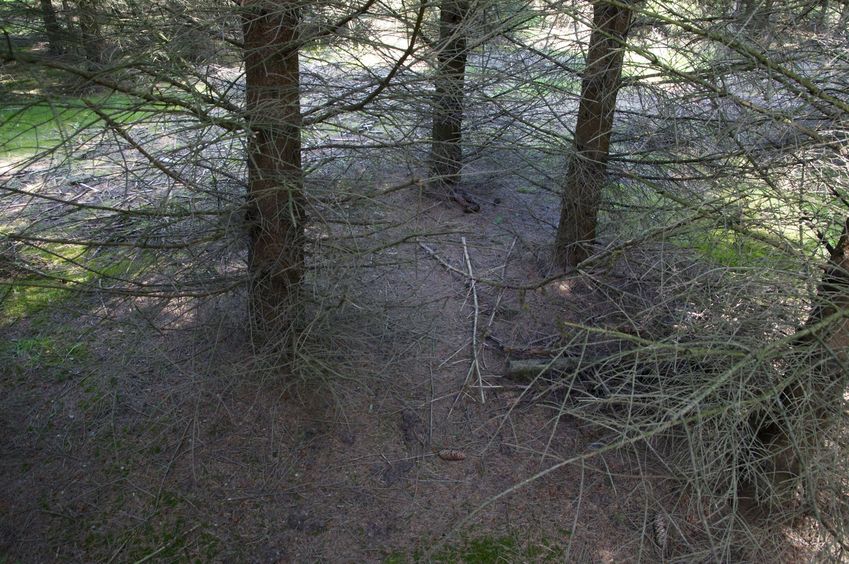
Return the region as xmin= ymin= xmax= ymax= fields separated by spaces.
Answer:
xmin=383 ymin=552 xmax=406 ymax=564
xmin=599 ymin=177 xmax=841 ymax=269
xmin=89 ymin=250 xmax=157 ymax=282
xmin=450 ymin=535 xmax=518 ymax=562
xmin=1 ymin=242 xmax=155 ymax=324
xmin=688 ymin=228 xmax=779 ymax=267
xmin=1 ymin=283 xmax=71 ymax=319
xmin=388 ymin=534 xmax=565 ymax=563
xmin=0 ymin=94 xmax=161 ymax=157
xmin=1 ymin=242 xmax=84 ymax=321
xmin=81 ymin=517 xmax=220 ymax=562
xmin=0 ymin=334 xmax=88 ymax=381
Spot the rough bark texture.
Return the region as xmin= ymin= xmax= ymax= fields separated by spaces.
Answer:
xmin=554 ymin=1 xmax=635 ymax=268
xmin=40 ymin=0 xmax=65 ymax=55
xmin=242 ymin=1 xmax=305 ymax=350
xmin=430 ymin=0 xmax=479 ymax=212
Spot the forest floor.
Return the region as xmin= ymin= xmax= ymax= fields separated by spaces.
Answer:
xmin=0 ymin=157 xmax=691 ymax=562
xmin=0 ymin=150 xmax=815 ymax=562
xmin=0 ymin=40 xmax=825 ymax=559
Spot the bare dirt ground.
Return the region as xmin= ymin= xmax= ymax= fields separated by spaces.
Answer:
xmin=1 ymin=152 xmax=811 ymax=562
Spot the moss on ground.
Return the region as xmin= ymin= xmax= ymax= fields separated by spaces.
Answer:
xmin=385 ymin=533 xmax=566 ymax=563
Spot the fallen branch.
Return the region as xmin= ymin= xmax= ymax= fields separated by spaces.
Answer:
xmin=418 ymin=242 xmax=468 ymax=278
xmin=505 ymin=358 xmax=582 ymax=381
xmin=462 ymin=237 xmax=485 ymax=404
xmin=486 ymin=237 xmax=518 ymax=330
xmin=450 ymin=187 xmax=481 ymax=213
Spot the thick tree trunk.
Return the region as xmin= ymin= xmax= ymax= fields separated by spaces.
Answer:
xmin=242 ymin=1 xmax=305 ymax=351
xmin=40 ymin=0 xmax=66 ymax=55
xmin=430 ymin=0 xmax=479 ymax=212
xmin=554 ymin=1 xmax=636 ymax=268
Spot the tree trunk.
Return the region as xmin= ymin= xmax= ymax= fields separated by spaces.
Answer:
xmin=60 ymin=0 xmax=77 ymax=42
xmin=76 ymin=0 xmax=104 ymax=69
xmin=738 ymin=0 xmax=772 ymax=31
xmin=837 ymin=0 xmax=849 ymax=33
xmin=241 ymin=0 xmax=305 ymax=352
xmin=816 ymin=0 xmax=830 ymax=30
xmin=430 ymin=0 xmax=479 ymax=212
xmin=40 ymin=0 xmax=66 ymax=55
xmin=554 ymin=0 xmax=636 ymax=268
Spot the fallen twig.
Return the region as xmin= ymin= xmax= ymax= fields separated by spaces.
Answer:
xmin=486 ymin=236 xmax=518 ymax=331
xmin=418 ymin=242 xmax=468 ymax=278
xmin=505 ymin=358 xmax=582 ymax=381
xmin=462 ymin=236 xmax=485 ymax=404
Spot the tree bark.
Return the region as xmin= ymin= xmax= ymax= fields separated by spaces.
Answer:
xmin=40 ymin=0 xmax=66 ymax=55
xmin=738 ymin=0 xmax=773 ymax=31
xmin=241 ymin=1 xmax=305 ymax=352
xmin=837 ymin=0 xmax=849 ymax=33
xmin=816 ymin=0 xmax=830 ymax=30
xmin=76 ymin=0 xmax=104 ymax=69
xmin=430 ymin=0 xmax=479 ymax=212
xmin=554 ymin=0 xmax=636 ymax=268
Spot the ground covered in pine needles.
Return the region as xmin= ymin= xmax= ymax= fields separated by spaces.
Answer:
xmin=1 ymin=157 xmax=819 ymax=562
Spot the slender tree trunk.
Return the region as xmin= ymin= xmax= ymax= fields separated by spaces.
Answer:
xmin=554 ymin=0 xmax=636 ymax=268
xmin=76 ymin=0 xmax=104 ymax=69
xmin=241 ymin=0 xmax=305 ymax=352
xmin=40 ymin=0 xmax=66 ymax=55
xmin=736 ymin=0 xmax=773 ymax=33
xmin=837 ymin=0 xmax=849 ymax=33
xmin=816 ymin=0 xmax=830 ymax=30
xmin=430 ymin=0 xmax=479 ymax=212
xmin=61 ymin=0 xmax=77 ymax=40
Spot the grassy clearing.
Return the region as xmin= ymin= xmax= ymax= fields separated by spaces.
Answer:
xmin=0 ymin=334 xmax=88 ymax=381
xmin=1 ymin=283 xmax=73 ymax=320
xmin=599 ymin=176 xmax=840 ymax=268
xmin=691 ymin=186 xmax=841 ymax=267
xmin=0 ymin=93 xmax=161 ymax=158
xmin=687 ymin=227 xmax=780 ymax=267
xmin=1 ymin=241 xmax=155 ymax=324
xmin=0 ymin=243 xmax=100 ymax=382
xmin=1 ymin=242 xmax=82 ymax=320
